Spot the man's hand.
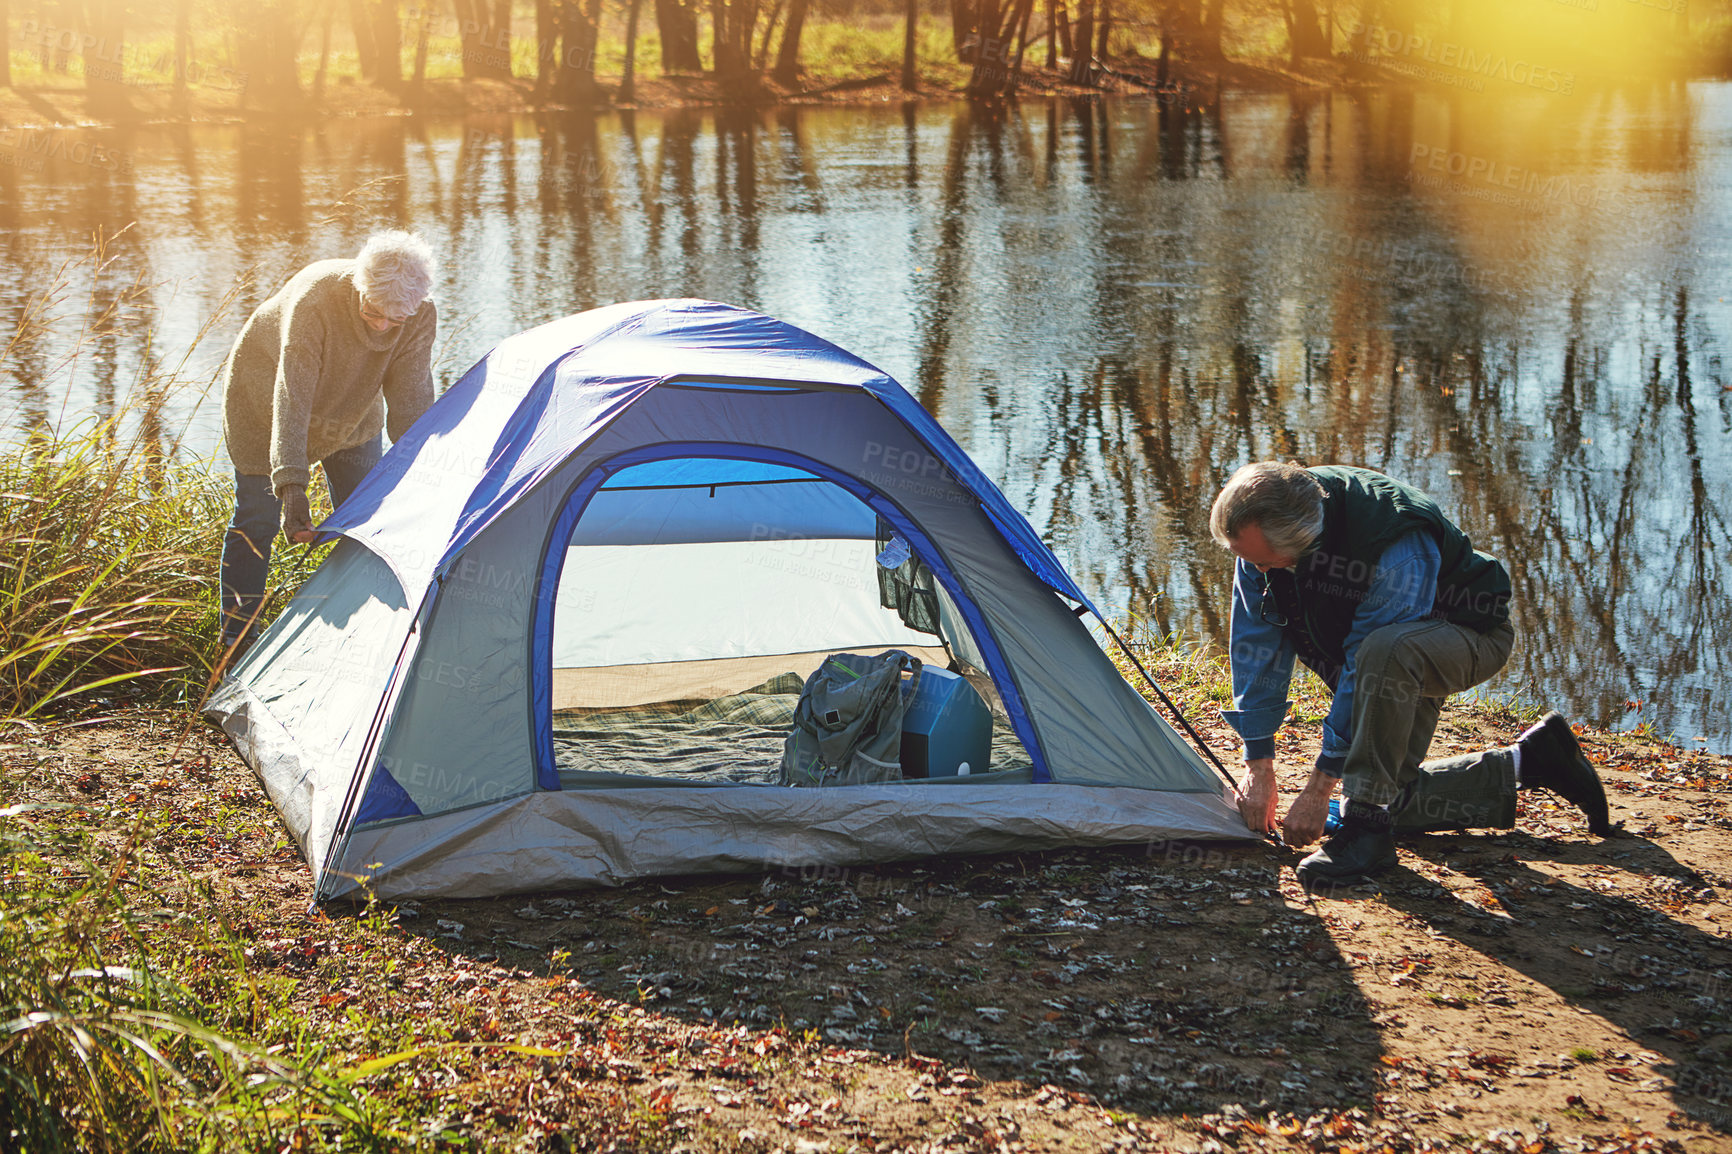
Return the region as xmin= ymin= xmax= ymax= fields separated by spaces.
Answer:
xmin=1236 ymin=758 xmax=1280 ymax=834
xmin=279 ymin=486 xmax=317 ymax=544
xmin=1281 ymin=771 xmax=1339 ymax=847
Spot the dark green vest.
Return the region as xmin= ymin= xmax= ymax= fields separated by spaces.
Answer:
xmin=1262 ymin=466 xmax=1511 ymax=687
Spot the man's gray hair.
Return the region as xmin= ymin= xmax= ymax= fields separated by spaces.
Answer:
xmin=1209 ymin=461 xmax=1326 ymax=557
xmin=354 ymin=230 xmax=437 ymax=316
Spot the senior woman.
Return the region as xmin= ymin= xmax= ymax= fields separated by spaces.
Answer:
xmin=219 ymin=230 xmax=438 ymax=649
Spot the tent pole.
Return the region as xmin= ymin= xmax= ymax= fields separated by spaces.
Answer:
xmin=1093 ymin=613 xmax=1240 ymax=793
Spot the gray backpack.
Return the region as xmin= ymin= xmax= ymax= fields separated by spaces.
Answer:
xmin=779 ymin=651 xmax=923 ymax=787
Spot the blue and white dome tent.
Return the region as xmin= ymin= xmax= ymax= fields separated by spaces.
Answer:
xmin=207 ymin=300 xmax=1251 ymax=900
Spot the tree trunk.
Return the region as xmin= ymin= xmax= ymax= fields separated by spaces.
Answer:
xmin=79 ymin=0 xmax=128 ymax=116
xmin=411 ymin=2 xmax=431 ymax=90
xmin=620 ymin=0 xmax=643 ymax=100
xmin=491 ymin=0 xmax=513 ymax=73
xmin=173 ymin=0 xmax=190 ymax=94
xmin=902 ymin=0 xmax=918 ymax=89
xmin=1094 ymin=0 xmax=1109 ymax=61
xmin=535 ymin=0 xmax=554 ymax=93
xmin=453 ymin=0 xmax=478 ymax=72
xmin=655 ymin=0 xmax=702 ymax=71
xmin=1285 ymin=0 xmax=1328 ymax=60
xmin=556 ymin=0 xmax=601 ymax=103
xmin=352 ymin=0 xmax=378 ymax=81
xmin=732 ymin=0 xmax=757 ymax=73
xmin=1068 ymin=0 xmax=1093 ymax=83
xmin=238 ymin=0 xmax=301 ymax=107
xmin=371 ymin=0 xmax=401 ymax=86
xmin=771 ymin=0 xmax=806 ymax=85
xmin=711 ymin=0 xmax=731 ymax=74
xmin=1199 ymin=0 xmax=1224 ymax=59
xmin=314 ymin=0 xmax=334 ymax=98
xmin=1053 ymin=0 xmax=1070 ymax=59
xmin=755 ymin=0 xmax=783 ymax=70
xmin=949 ymin=0 xmax=972 ymax=58
xmin=965 ymin=0 xmax=1030 ymax=99
xmin=454 ymin=0 xmax=512 ymax=77
xmin=1044 ymin=0 xmax=1055 ymax=68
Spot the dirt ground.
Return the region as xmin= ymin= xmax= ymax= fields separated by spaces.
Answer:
xmin=4 ymin=702 xmax=1730 ymax=1152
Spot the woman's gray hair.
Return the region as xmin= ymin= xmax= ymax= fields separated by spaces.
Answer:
xmin=1209 ymin=461 xmax=1326 ymax=557
xmin=354 ymin=230 xmax=437 ymax=316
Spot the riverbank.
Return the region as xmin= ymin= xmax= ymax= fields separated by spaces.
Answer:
xmin=0 ymin=48 xmax=1370 ymax=132
xmin=4 ymin=686 xmax=1729 ymax=1150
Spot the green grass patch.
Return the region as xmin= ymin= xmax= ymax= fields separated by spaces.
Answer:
xmin=0 ymin=804 xmax=399 ymax=1151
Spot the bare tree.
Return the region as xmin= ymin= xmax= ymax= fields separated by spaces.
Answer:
xmin=351 ymin=0 xmax=398 ymax=85
xmin=963 ymin=0 xmax=1036 ymax=97
xmin=1069 ymin=0 xmax=1095 ymax=83
xmin=239 ymin=0 xmax=304 ymax=104
xmin=711 ymin=0 xmax=760 ymax=79
xmin=78 ymin=0 xmax=129 ymax=115
xmin=453 ymin=0 xmax=513 ymax=78
xmin=903 ymin=0 xmax=919 ymax=89
xmin=754 ymin=0 xmax=784 ymax=68
xmin=410 ymin=1 xmax=431 ymax=91
xmin=1284 ymin=0 xmax=1330 ymax=61
xmin=173 ymin=0 xmax=191 ymax=95
xmin=772 ymin=0 xmax=808 ymax=85
xmin=620 ymin=0 xmax=645 ymax=99
xmin=536 ymin=0 xmax=554 ymax=92
xmin=1198 ymin=0 xmax=1225 ymax=59
xmin=949 ymin=0 xmax=972 ymax=57
xmin=555 ymin=0 xmax=603 ymax=104
xmin=655 ymin=0 xmax=703 ymax=71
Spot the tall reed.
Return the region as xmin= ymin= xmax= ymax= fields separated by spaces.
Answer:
xmin=0 ymin=429 xmax=228 ymax=717
xmin=0 ymin=235 xmax=322 ymax=720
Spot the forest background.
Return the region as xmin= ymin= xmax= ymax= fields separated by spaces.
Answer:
xmin=0 ymin=0 xmax=1725 ymax=124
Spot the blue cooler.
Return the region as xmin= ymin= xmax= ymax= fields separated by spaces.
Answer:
xmin=900 ymin=667 xmax=991 ymax=778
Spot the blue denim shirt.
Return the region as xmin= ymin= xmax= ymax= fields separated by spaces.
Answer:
xmin=1222 ymin=529 xmax=1442 ymax=775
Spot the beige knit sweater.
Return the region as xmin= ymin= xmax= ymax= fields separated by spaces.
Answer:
xmin=221 ymin=259 xmax=436 ymax=493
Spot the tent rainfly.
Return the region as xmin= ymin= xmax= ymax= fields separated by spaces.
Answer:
xmin=206 ymin=300 xmax=1252 ymax=900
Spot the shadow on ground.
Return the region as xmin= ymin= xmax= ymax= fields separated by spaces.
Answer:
xmin=392 ymin=840 xmax=1394 ymax=1118
xmin=1379 ymin=829 xmax=1732 ymax=1133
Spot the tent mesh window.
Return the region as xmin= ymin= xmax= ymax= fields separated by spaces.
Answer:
xmin=874 ymin=517 xmax=943 ymax=636
xmin=544 ymin=458 xmax=1035 ymax=787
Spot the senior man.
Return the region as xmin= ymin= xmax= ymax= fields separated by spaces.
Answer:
xmin=219 ymin=230 xmax=438 ymax=649
xmin=1212 ymin=462 xmax=1614 ymax=890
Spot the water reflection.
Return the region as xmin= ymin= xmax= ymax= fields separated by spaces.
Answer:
xmin=1 ymin=87 xmax=1728 ymax=750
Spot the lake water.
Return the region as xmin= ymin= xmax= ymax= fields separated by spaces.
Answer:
xmin=3 ymin=85 xmax=1729 ymax=752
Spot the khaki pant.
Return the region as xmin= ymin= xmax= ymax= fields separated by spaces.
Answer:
xmin=1340 ymin=618 xmax=1519 ymax=831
